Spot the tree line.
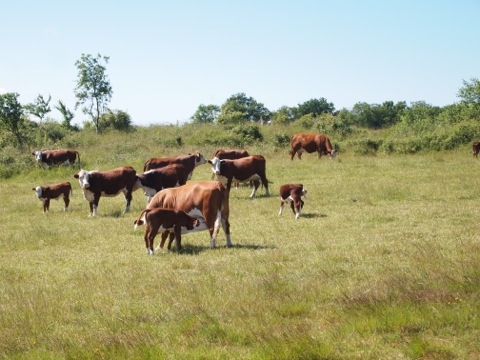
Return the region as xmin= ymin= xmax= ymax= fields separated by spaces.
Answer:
xmin=1 ymin=52 xmax=479 ymax=152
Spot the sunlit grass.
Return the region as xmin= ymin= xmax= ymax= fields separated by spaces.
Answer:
xmin=0 ymin=133 xmax=479 ymax=358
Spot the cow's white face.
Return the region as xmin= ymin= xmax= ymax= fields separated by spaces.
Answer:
xmin=75 ymin=170 xmax=91 ymax=189
xmin=34 ymin=186 xmax=42 ymax=198
xmin=208 ymin=157 xmax=221 ymax=174
xmin=33 ymin=151 xmax=43 ymax=162
xmin=195 ymin=152 xmax=208 ymax=166
xmin=330 ymin=149 xmax=337 ymax=158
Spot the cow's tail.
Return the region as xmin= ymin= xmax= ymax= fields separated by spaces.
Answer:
xmin=75 ymin=151 xmax=81 ymax=169
xmin=68 ymin=182 xmax=73 ymax=196
xmin=134 ymin=209 xmax=151 ymax=230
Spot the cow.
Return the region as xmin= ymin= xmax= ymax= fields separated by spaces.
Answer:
xmin=134 ymin=208 xmax=200 ymax=255
xmin=208 ymin=155 xmax=270 ymax=198
xmin=279 ymin=184 xmax=307 ymax=219
xmin=73 ymin=166 xmax=140 ymax=216
xmin=473 ymin=142 xmax=480 ymax=158
xmin=32 ymin=149 xmax=81 ymax=169
xmin=210 ymin=149 xmax=250 ymax=187
xmin=136 ymin=181 xmax=232 ymax=248
xmin=143 ymin=151 xmax=207 ymax=180
xmin=289 ymin=133 xmax=336 ymax=160
xmin=136 ymin=164 xmax=190 ymax=203
xmin=32 ymin=182 xmax=72 ymax=213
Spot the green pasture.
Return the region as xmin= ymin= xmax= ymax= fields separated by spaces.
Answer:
xmin=0 ymin=137 xmax=479 ymax=359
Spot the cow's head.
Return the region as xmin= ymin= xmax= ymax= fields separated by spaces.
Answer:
xmin=32 ymin=151 xmax=43 ymax=162
xmin=330 ymin=149 xmax=337 ymax=159
xmin=183 ymin=212 xmax=201 ymax=230
xmin=74 ymin=169 xmax=92 ymax=189
xmin=207 ymin=157 xmax=222 ymax=174
xmin=32 ymin=186 xmax=43 ymax=198
xmin=192 ymin=151 xmax=207 ymax=166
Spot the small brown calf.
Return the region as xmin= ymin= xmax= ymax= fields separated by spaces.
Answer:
xmin=134 ymin=208 xmax=200 ymax=255
xmin=32 ymin=182 xmax=72 ymax=213
xmin=473 ymin=142 xmax=480 ymax=158
xmin=279 ymin=183 xmax=307 ymax=219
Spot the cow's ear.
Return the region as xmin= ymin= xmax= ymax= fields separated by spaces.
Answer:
xmin=32 ymin=188 xmax=36 ymax=191
xmin=207 ymin=160 xmax=213 ymax=164
xmin=73 ymin=174 xmax=79 ymax=179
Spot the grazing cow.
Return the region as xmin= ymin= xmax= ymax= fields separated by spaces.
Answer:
xmin=32 ymin=182 xmax=72 ymax=213
xmin=73 ymin=166 xmax=140 ymax=216
xmin=136 ymin=181 xmax=232 ymax=248
xmin=134 ymin=208 xmax=200 ymax=255
xmin=210 ymin=149 xmax=250 ymax=187
xmin=32 ymin=149 xmax=81 ymax=169
xmin=279 ymin=184 xmax=307 ymax=219
xmin=143 ymin=151 xmax=207 ymax=179
xmin=136 ymin=164 xmax=190 ymax=203
xmin=473 ymin=142 xmax=480 ymax=158
xmin=289 ymin=133 xmax=336 ymax=160
xmin=208 ymin=155 xmax=270 ymax=197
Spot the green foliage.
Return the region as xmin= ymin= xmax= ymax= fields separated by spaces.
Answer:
xmin=231 ymin=123 xmax=264 ymax=145
xmin=457 ymin=77 xmax=480 ymax=107
xmin=191 ymin=104 xmax=220 ymax=124
xmin=23 ymin=94 xmax=51 ymax=123
xmin=294 ymin=97 xmax=335 ymax=118
xmin=55 ymin=100 xmax=77 ymax=130
xmin=218 ymin=93 xmax=270 ymax=124
xmin=99 ymin=109 xmax=133 ymax=132
xmin=351 ymin=101 xmax=406 ymax=129
xmin=296 ymin=113 xmax=316 ymax=128
xmin=274 ymin=132 xmax=290 ymax=147
xmin=74 ymin=53 xmax=113 ymax=133
xmin=271 ymin=106 xmax=294 ymax=125
xmin=0 ymin=92 xmax=29 ymax=148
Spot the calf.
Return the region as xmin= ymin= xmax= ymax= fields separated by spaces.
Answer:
xmin=210 ymin=149 xmax=250 ymax=188
xmin=136 ymin=163 xmax=190 ymax=203
xmin=134 ymin=208 xmax=200 ymax=255
xmin=279 ymin=184 xmax=307 ymax=219
xmin=32 ymin=182 xmax=72 ymax=213
xmin=208 ymin=155 xmax=270 ymax=197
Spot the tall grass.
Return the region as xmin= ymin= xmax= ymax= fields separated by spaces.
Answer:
xmin=0 ymin=130 xmax=479 ymax=359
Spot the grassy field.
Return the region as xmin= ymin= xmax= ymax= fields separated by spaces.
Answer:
xmin=0 ymin=132 xmax=479 ymax=359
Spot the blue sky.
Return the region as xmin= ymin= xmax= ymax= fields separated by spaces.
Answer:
xmin=1 ymin=1 xmax=479 ymax=126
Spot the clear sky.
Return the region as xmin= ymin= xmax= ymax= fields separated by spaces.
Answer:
xmin=1 ymin=1 xmax=479 ymax=126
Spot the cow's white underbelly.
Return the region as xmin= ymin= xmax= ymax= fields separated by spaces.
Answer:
xmin=82 ymin=187 xmax=126 ymax=202
xmin=215 ymin=173 xmax=261 ymax=184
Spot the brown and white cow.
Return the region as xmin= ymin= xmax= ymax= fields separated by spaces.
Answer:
xmin=279 ymin=183 xmax=307 ymax=219
xmin=137 ymin=181 xmax=232 ymax=248
xmin=73 ymin=166 xmax=140 ymax=216
xmin=143 ymin=151 xmax=207 ymax=179
xmin=289 ymin=133 xmax=336 ymax=160
xmin=32 ymin=149 xmax=81 ymax=169
xmin=473 ymin=142 xmax=480 ymax=158
xmin=210 ymin=149 xmax=250 ymax=187
xmin=32 ymin=181 xmax=72 ymax=213
xmin=208 ymin=155 xmax=270 ymax=197
xmin=136 ymin=164 xmax=190 ymax=203
xmin=134 ymin=208 xmax=200 ymax=255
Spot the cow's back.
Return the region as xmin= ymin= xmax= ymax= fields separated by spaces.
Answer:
xmin=89 ymin=166 xmax=137 ymax=192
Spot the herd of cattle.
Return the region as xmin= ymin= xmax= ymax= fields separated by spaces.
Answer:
xmin=31 ymin=133 xmax=337 ymax=255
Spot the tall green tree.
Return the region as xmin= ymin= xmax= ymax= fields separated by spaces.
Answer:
xmin=24 ymin=94 xmax=51 ymax=124
xmin=74 ymin=53 xmax=113 ymax=133
xmin=294 ymin=98 xmax=335 ymax=119
xmin=0 ymin=92 xmax=27 ymax=148
xmin=191 ymin=104 xmax=220 ymax=124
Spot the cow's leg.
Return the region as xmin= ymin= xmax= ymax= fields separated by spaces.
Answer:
xmin=261 ymin=176 xmax=270 ymax=196
xmin=249 ymin=180 xmax=260 ymax=198
xmin=43 ymin=199 xmax=50 ymax=213
xmin=64 ymin=194 xmax=70 ymax=211
xmin=209 ymin=212 xmax=223 ymax=248
xmin=124 ymin=190 xmax=133 ymax=213
xmin=279 ymin=200 xmax=285 ymax=216
xmin=173 ymin=226 xmax=182 ymax=252
xmin=290 ymin=150 xmax=295 ymax=160
xmin=91 ymin=194 xmax=101 ymax=216
xmin=146 ymin=224 xmax=160 ymax=255
xmin=221 ymin=218 xmax=232 ymax=247
xmin=157 ymin=231 xmax=169 ymax=250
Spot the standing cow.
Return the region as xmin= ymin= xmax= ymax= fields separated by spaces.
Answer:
xmin=143 ymin=151 xmax=207 ymax=179
xmin=279 ymin=183 xmax=307 ymax=219
xmin=137 ymin=181 xmax=232 ymax=248
xmin=136 ymin=163 xmax=190 ymax=203
xmin=289 ymin=133 xmax=336 ymax=160
xmin=32 ymin=182 xmax=72 ymax=213
xmin=74 ymin=166 xmax=140 ymax=216
xmin=210 ymin=149 xmax=250 ymax=188
xmin=134 ymin=208 xmax=200 ymax=255
xmin=32 ymin=149 xmax=81 ymax=169
xmin=208 ymin=155 xmax=270 ymax=197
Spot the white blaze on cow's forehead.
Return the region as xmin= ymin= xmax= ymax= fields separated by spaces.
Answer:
xmin=34 ymin=186 xmax=42 ymax=197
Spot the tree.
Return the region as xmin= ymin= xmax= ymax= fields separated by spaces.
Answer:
xmin=0 ymin=92 xmax=27 ymax=148
xmin=191 ymin=104 xmax=220 ymax=124
xmin=24 ymin=94 xmax=51 ymax=124
xmin=218 ymin=93 xmax=270 ymax=124
xmin=55 ymin=100 xmax=75 ymax=129
xmin=99 ymin=109 xmax=133 ymax=131
xmin=457 ymin=78 xmax=480 ymax=107
xmin=294 ymin=98 xmax=335 ymax=119
xmin=74 ymin=53 xmax=113 ymax=133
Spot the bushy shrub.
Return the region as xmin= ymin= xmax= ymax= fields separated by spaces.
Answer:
xmin=349 ymin=139 xmax=382 ymax=155
xmin=274 ymin=132 xmax=290 ymax=147
xmin=231 ymin=124 xmax=264 ymax=144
